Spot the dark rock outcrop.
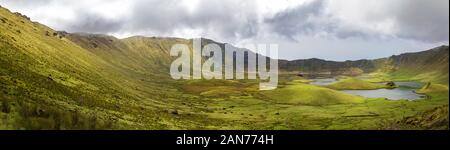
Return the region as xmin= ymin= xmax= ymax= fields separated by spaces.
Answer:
xmin=386 ymin=81 xmax=396 ymax=88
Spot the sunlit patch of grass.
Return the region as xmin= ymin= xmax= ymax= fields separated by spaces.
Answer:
xmin=258 ymin=83 xmax=365 ymax=106
xmin=326 ymin=78 xmax=387 ymax=90
xmin=200 ymin=86 xmax=246 ymax=98
xmin=290 ymin=79 xmax=314 ymax=84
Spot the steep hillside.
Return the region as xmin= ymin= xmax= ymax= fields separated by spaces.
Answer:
xmin=0 ymin=7 xmax=213 ymax=129
xmin=0 ymin=7 xmax=128 ymax=129
xmin=376 ymin=46 xmax=449 ymax=84
xmin=66 ymin=34 xmax=187 ymax=72
xmin=385 ymin=105 xmax=449 ymax=130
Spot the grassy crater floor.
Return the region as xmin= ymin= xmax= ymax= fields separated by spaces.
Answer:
xmin=202 ymin=84 xmax=448 ymax=129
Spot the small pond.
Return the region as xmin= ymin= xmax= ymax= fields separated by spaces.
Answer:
xmin=309 ymin=78 xmax=426 ymax=100
xmin=342 ymin=81 xmax=426 ymax=100
xmin=310 ymin=78 xmax=338 ymax=85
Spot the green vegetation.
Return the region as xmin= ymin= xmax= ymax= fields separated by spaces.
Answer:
xmin=0 ymin=7 xmax=448 ymax=130
xmin=385 ymin=105 xmax=449 ymax=130
xmin=291 ymin=79 xmax=314 ymax=84
xmin=196 ymin=81 xmax=448 ymax=130
xmin=0 ymin=7 xmax=207 ymax=129
xmin=259 ymin=83 xmax=364 ymax=105
xmin=383 ymin=83 xmax=449 ymax=130
xmin=372 ymin=45 xmax=449 ymax=85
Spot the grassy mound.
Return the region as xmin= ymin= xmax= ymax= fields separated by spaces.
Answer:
xmin=326 ymin=78 xmax=387 ymax=90
xmin=180 ymin=80 xmax=260 ymax=98
xmin=258 ymin=83 xmax=365 ymax=106
xmin=291 ymin=79 xmax=314 ymax=84
xmin=199 ymin=86 xmax=246 ymax=98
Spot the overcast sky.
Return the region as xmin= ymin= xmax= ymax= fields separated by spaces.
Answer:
xmin=1 ymin=0 xmax=448 ymax=60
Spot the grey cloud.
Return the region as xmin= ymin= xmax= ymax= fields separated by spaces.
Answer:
xmin=120 ymin=0 xmax=260 ymax=40
xmin=264 ymin=0 xmax=378 ymax=41
xmin=393 ymin=0 xmax=449 ymax=42
xmin=265 ymin=0 xmax=449 ymax=43
xmin=68 ymin=10 xmax=124 ymax=33
xmin=0 ymin=0 xmax=54 ymax=7
xmin=334 ymin=27 xmax=373 ymax=40
xmin=1 ymin=0 xmax=261 ymax=41
xmin=126 ymin=0 xmax=190 ymax=33
xmin=4 ymin=0 xmax=447 ymax=43
xmin=264 ymin=0 xmax=325 ymax=40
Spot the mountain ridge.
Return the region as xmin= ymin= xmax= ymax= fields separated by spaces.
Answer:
xmin=60 ymin=32 xmax=450 ymax=84
xmin=61 ymin=31 xmax=449 ymax=83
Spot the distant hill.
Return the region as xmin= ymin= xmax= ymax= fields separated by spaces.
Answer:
xmin=279 ymin=58 xmax=376 ymax=75
xmin=279 ymin=45 xmax=449 ymax=84
xmin=194 ymin=36 xmax=449 ymax=84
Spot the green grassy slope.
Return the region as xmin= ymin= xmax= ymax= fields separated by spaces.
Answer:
xmin=0 ymin=7 xmax=215 ymax=129
xmin=393 ymin=105 xmax=448 ymax=130
xmin=1 ymin=8 xmax=126 ymax=129
xmin=377 ymin=46 xmax=449 ymax=84
xmin=258 ymin=83 xmax=364 ymax=105
xmin=326 ymin=78 xmax=389 ymax=90
xmin=384 ymin=84 xmax=449 ymax=130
